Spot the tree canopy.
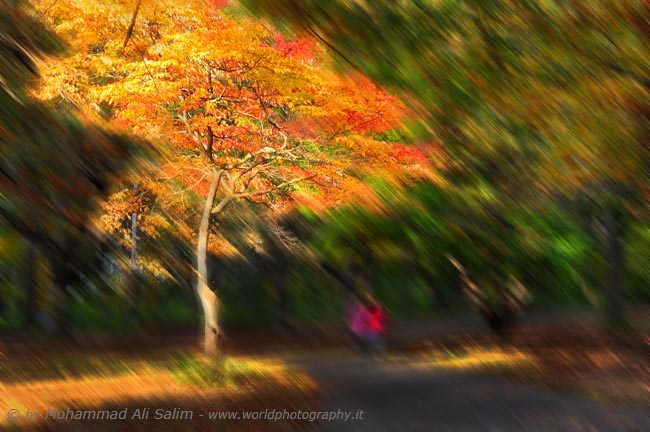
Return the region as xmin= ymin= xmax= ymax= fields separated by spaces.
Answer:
xmin=245 ymin=0 xmax=650 ymax=322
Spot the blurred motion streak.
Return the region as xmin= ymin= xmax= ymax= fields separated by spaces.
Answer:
xmin=1 ymin=0 xmax=650 ymax=431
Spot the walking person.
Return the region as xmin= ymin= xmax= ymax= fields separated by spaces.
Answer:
xmin=364 ymin=296 xmax=388 ymax=359
xmin=345 ymin=291 xmax=368 ymax=353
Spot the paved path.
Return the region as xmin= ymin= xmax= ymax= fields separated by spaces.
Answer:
xmin=292 ymin=355 xmax=650 ymax=432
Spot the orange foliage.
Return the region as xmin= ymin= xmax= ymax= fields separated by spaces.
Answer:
xmin=32 ymin=0 xmax=438 ymax=232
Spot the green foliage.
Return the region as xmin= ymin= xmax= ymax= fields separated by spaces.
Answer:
xmin=297 ymin=182 xmax=648 ymax=314
xmin=624 ymin=224 xmax=650 ymax=302
xmin=245 ymin=0 xmax=650 ymax=324
xmin=4 ymin=177 xmax=648 ymax=334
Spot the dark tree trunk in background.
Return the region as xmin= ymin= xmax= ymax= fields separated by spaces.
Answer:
xmin=130 ymin=184 xmax=138 ymax=268
xmin=50 ymin=245 xmax=73 ymax=335
xmin=22 ymin=241 xmax=38 ymax=327
xmin=122 ymin=267 xmax=142 ymax=326
xmin=275 ymin=255 xmax=294 ymax=332
xmin=604 ymin=207 xmax=625 ymax=325
xmin=424 ymin=271 xmax=451 ymax=311
xmin=413 ymin=261 xmax=450 ymax=311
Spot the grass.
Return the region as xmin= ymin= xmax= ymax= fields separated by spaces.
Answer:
xmin=171 ymin=353 xmax=293 ymax=388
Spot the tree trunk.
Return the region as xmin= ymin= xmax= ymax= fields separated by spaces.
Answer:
xmin=50 ymin=245 xmax=73 ymax=335
xmin=195 ymin=170 xmax=229 ymax=354
xmin=604 ymin=207 xmax=625 ymax=325
xmin=123 ymin=183 xmax=140 ymax=325
xmin=420 ymin=264 xmax=451 ymax=311
xmin=130 ymin=183 xmax=138 ymax=268
xmin=275 ymin=255 xmax=294 ymax=332
xmin=22 ymin=241 xmax=37 ymax=327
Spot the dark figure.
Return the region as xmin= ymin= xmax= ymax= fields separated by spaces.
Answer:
xmin=345 ymin=292 xmax=367 ymax=352
xmin=448 ymin=256 xmax=530 ymax=334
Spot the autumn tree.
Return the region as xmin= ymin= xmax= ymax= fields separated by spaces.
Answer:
xmin=33 ymin=0 xmax=434 ymax=350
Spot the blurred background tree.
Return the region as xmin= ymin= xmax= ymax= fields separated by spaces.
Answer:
xmin=0 ymin=0 xmax=142 ymax=334
xmin=245 ymin=0 xmax=650 ymax=325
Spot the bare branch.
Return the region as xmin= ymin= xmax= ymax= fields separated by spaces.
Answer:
xmin=172 ymin=172 xmax=209 ymax=195
xmin=128 ymin=39 xmax=160 ymax=94
xmin=43 ymin=0 xmax=59 ymax=17
xmin=216 ymin=79 xmax=228 ymax=101
xmin=232 ymin=175 xmax=316 ymax=200
xmin=221 ymin=171 xmax=234 ymax=194
xmin=207 ymin=66 xmax=214 ymax=98
xmin=122 ymin=0 xmax=143 ymax=53
xmin=205 ymin=125 xmax=214 ymax=163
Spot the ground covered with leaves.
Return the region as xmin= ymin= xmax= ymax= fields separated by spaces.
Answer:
xmin=0 ymin=341 xmax=317 ymax=431
xmin=1 ymin=312 xmax=648 ymax=431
